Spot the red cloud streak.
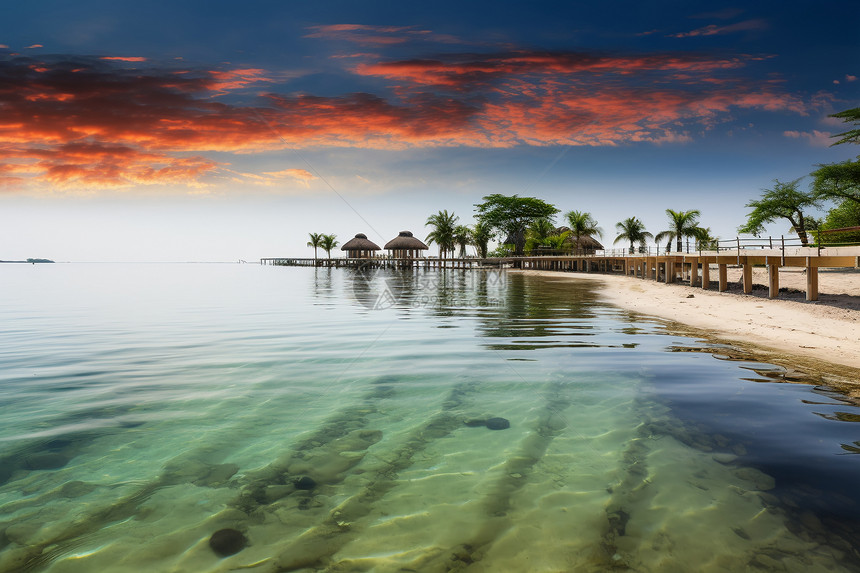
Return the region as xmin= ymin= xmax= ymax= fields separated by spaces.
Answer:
xmin=0 ymin=50 xmax=812 ymax=192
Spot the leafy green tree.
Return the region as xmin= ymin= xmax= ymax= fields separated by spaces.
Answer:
xmin=474 ymin=194 xmax=559 ymax=256
xmin=524 ymin=218 xmax=557 ymax=253
xmin=819 ymin=200 xmax=860 ymax=244
xmin=614 ymin=217 xmax=652 ymax=254
xmin=307 ymin=232 xmax=323 ymax=260
xmin=425 ymin=210 xmax=459 ymax=258
xmin=694 ymin=227 xmax=720 ymax=251
xmin=453 ymin=225 xmax=472 ymax=258
xmin=488 ymin=244 xmax=514 ymax=257
xmin=470 ymin=221 xmax=494 ymax=258
xmin=829 ymin=107 xmax=860 ymax=146
xmin=564 ymin=210 xmax=603 ymax=255
xmin=823 ymin=200 xmax=860 ymax=228
xmin=738 ymin=179 xmax=822 ymax=246
xmin=812 ymin=160 xmax=860 ymax=206
xmin=812 ymin=108 xmax=860 ymax=206
xmin=543 ymin=230 xmax=571 ymax=252
xmin=654 ymin=209 xmax=704 ymax=253
xmin=320 ymin=234 xmax=339 ymax=259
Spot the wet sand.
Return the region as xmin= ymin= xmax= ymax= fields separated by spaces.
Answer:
xmin=515 ymin=267 xmax=860 ymax=380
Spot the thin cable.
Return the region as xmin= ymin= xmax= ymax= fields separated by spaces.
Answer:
xmin=252 ymin=108 xmax=385 ymax=242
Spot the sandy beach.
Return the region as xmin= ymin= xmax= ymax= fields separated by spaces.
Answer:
xmin=515 ymin=266 xmax=860 ymax=389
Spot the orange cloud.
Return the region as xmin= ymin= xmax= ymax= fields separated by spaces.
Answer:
xmin=784 ymin=130 xmax=832 ymax=147
xmin=100 ymin=56 xmax=147 ymax=62
xmin=4 ymin=142 xmax=219 ymax=190
xmin=355 ymin=51 xmax=746 ymax=88
xmin=671 ymin=19 xmax=768 ymax=38
xmin=262 ymin=168 xmax=315 ymax=181
xmin=209 ymin=68 xmax=272 ymax=92
xmin=0 ymin=49 xmax=814 ymax=192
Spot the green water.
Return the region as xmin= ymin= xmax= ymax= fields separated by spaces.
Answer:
xmin=1 ymin=264 xmax=858 ymax=572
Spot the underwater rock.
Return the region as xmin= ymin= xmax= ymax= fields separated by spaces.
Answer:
xmin=193 ymin=463 xmax=239 ymax=487
xmin=712 ymin=453 xmax=738 ymax=465
xmin=59 ymin=480 xmax=97 ymax=498
xmin=0 ymin=464 xmax=13 ymax=485
xmin=733 ymin=467 xmax=775 ymax=491
xmin=485 ymin=417 xmax=510 ymax=430
xmin=264 ymin=484 xmax=294 ymax=503
xmin=294 ymin=476 xmax=317 ymax=490
xmin=22 ymin=452 xmax=69 ymax=470
xmin=209 ymin=528 xmax=247 ymax=557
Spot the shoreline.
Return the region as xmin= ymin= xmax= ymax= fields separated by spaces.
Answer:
xmin=513 ymin=268 xmax=860 ymax=392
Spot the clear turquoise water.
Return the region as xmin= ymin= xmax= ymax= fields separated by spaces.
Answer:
xmin=1 ymin=263 xmax=859 ymax=572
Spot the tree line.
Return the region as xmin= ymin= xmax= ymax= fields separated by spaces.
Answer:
xmin=306 ymin=233 xmax=339 ymax=259
xmin=305 ymin=107 xmax=859 ymax=258
xmin=424 ymin=199 xmax=716 ymax=258
xmin=738 ymin=107 xmax=860 ymax=246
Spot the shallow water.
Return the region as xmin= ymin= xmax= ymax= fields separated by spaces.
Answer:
xmin=1 ymin=263 xmax=859 ymax=572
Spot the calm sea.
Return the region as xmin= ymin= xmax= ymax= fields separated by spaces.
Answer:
xmin=1 ymin=263 xmax=859 ymax=572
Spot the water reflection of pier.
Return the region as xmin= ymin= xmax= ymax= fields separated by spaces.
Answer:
xmin=262 ymin=247 xmax=860 ymax=302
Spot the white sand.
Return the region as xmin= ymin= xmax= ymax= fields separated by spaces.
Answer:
xmin=514 ymin=267 xmax=860 ymax=380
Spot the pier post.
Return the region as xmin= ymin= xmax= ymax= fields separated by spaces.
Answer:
xmin=690 ymin=261 xmax=699 ymax=287
xmin=806 ymin=258 xmax=819 ymax=301
xmin=742 ymin=264 xmax=753 ymax=294
xmin=701 ymin=263 xmax=710 ymax=290
xmin=768 ymin=264 xmax=780 ymax=299
xmin=665 ymin=260 xmax=675 ymax=284
xmin=718 ymin=264 xmax=728 ymax=292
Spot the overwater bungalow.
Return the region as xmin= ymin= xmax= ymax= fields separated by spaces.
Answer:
xmin=341 ymin=233 xmax=381 ymax=259
xmin=384 ymin=231 xmax=429 ymax=259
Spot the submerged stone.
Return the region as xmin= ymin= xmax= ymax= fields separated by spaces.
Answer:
xmin=485 ymin=417 xmax=510 ymax=430
xmin=209 ymin=528 xmax=247 ymax=557
xmin=294 ymin=476 xmax=317 ymax=490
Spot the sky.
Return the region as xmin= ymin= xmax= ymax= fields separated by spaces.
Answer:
xmin=1 ymin=0 xmax=858 ymax=261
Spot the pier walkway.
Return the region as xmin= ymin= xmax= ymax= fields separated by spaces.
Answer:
xmin=262 ymin=246 xmax=860 ymax=302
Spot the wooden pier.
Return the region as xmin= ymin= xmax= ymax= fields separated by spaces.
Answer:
xmin=262 ymin=246 xmax=860 ymax=302
xmin=260 ymin=257 xmax=503 ymax=270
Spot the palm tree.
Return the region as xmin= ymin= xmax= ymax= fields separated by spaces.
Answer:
xmin=544 ymin=230 xmax=571 ymax=252
xmin=695 ymin=227 xmax=720 ymax=251
xmin=320 ymin=234 xmax=338 ymax=259
xmin=453 ymin=225 xmax=471 ymax=258
xmin=524 ymin=218 xmax=556 ymax=253
xmin=471 ymin=221 xmax=494 ymax=258
xmin=307 ymin=232 xmax=323 ymax=261
xmin=425 ymin=210 xmax=459 ymax=258
xmin=565 ymin=210 xmax=603 ymax=255
xmin=655 ymin=209 xmax=703 ymax=253
xmin=614 ymin=217 xmax=653 ymax=254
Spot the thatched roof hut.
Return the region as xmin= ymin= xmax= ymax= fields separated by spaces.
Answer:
xmin=341 ymin=233 xmax=381 ymax=258
xmin=384 ymin=231 xmax=428 ymax=259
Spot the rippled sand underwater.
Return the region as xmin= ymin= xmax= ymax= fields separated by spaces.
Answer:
xmin=1 ymin=264 xmax=858 ymax=572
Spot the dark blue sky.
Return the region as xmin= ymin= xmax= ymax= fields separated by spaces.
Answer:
xmin=1 ymin=0 xmax=858 ymax=260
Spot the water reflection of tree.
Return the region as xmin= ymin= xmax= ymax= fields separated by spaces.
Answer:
xmin=475 ymin=274 xmax=607 ymax=349
xmin=311 ymin=267 xmax=334 ymax=300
